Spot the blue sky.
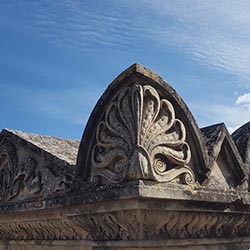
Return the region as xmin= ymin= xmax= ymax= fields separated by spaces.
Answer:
xmin=1 ymin=0 xmax=250 ymax=139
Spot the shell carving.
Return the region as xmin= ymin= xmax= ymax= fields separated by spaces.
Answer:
xmin=91 ymin=84 xmax=195 ymax=185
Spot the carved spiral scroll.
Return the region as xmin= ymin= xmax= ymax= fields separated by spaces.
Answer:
xmin=91 ymin=84 xmax=195 ymax=185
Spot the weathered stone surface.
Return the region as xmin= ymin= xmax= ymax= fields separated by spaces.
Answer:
xmin=232 ymin=121 xmax=250 ymax=164
xmin=5 ymin=129 xmax=80 ymax=165
xmin=0 ymin=129 xmax=79 ymax=202
xmin=90 ymin=84 xmax=194 ymax=185
xmin=1 ymin=64 xmax=250 ymax=249
xmin=201 ymin=123 xmax=246 ymax=190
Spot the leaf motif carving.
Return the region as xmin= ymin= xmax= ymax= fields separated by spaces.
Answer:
xmin=91 ymin=84 xmax=195 ymax=185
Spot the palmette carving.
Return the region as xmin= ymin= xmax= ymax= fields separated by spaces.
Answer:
xmin=92 ymin=84 xmax=194 ymax=184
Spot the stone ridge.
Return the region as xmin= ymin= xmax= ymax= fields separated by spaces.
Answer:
xmin=4 ymin=129 xmax=80 ymax=165
xmin=232 ymin=121 xmax=250 ymax=163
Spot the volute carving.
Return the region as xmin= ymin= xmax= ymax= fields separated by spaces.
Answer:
xmin=10 ymin=157 xmax=42 ymax=199
xmin=0 ymin=136 xmax=75 ymax=201
xmin=91 ymin=84 xmax=195 ymax=185
xmin=0 ymin=138 xmax=18 ymax=200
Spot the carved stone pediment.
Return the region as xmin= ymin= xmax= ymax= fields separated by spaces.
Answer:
xmin=0 ymin=129 xmax=79 ymax=202
xmin=77 ymin=64 xmax=209 ymax=185
xmin=1 ymin=64 xmax=250 ymax=249
xmin=201 ymin=123 xmax=245 ymax=190
xmin=232 ymin=122 xmax=250 ymax=191
xmin=232 ymin=121 xmax=250 ymax=164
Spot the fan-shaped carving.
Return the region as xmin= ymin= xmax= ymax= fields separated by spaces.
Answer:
xmin=91 ymin=84 xmax=195 ymax=185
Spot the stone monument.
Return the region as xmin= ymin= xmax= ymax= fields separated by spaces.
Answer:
xmin=0 ymin=64 xmax=250 ymax=249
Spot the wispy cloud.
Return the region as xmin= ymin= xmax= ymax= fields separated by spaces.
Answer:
xmin=2 ymin=0 xmax=250 ymax=80
xmin=1 ymin=0 xmax=247 ymax=80
xmin=20 ymin=1 xmax=142 ymax=52
xmin=141 ymin=0 xmax=250 ymax=80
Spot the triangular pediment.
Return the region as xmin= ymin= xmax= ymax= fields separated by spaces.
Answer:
xmin=232 ymin=121 xmax=250 ymax=164
xmin=201 ymin=123 xmax=245 ymax=189
xmin=0 ymin=129 xmax=77 ymax=201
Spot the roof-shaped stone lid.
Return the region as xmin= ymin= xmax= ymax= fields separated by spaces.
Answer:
xmin=1 ymin=129 xmax=79 ymax=165
xmin=200 ymin=123 xmax=245 ymax=188
xmin=201 ymin=123 xmax=243 ymax=162
xmin=232 ymin=121 xmax=250 ymax=164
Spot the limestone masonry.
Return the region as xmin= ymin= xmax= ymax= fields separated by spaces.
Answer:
xmin=0 ymin=64 xmax=250 ymax=249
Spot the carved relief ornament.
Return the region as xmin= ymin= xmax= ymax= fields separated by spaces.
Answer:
xmin=0 ymin=138 xmax=18 ymax=200
xmin=0 ymin=135 xmax=74 ymax=202
xmin=91 ymin=84 xmax=195 ymax=185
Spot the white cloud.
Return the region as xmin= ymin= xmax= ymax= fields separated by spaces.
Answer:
xmin=189 ymin=101 xmax=250 ymax=133
xmin=228 ymin=126 xmax=240 ymax=134
xmin=235 ymin=93 xmax=250 ymax=105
